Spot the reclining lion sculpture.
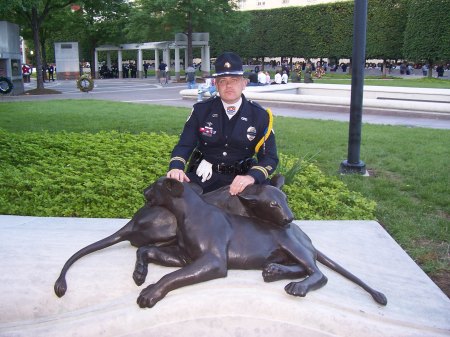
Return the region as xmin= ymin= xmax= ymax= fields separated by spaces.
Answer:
xmin=132 ymin=178 xmax=387 ymax=308
xmin=54 ymin=176 xmax=387 ymax=308
xmin=54 ymin=175 xmax=291 ymax=297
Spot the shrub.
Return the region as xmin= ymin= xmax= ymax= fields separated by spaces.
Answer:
xmin=0 ymin=130 xmax=375 ymax=219
xmin=277 ymin=153 xmax=376 ymax=220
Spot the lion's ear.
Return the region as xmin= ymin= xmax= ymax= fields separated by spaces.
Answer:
xmin=163 ymin=178 xmax=184 ymax=198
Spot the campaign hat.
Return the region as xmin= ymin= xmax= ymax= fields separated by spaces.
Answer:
xmin=213 ymin=52 xmax=244 ymax=77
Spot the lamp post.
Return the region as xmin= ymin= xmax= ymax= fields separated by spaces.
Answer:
xmin=340 ymin=0 xmax=368 ymax=175
xmin=29 ymin=50 xmax=34 ymax=67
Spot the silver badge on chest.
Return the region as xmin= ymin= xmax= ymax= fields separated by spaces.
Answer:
xmin=247 ymin=126 xmax=257 ymax=141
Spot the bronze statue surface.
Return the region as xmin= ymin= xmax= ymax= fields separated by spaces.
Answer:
xmin=54 ymin=176 xmax=387 ymax=308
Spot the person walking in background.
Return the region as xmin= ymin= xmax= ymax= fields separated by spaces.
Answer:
xmin=143 ymin=61 xmax=149 ymax=78
xmin=48 ymin=64 xmax=55 ymax=81
xmin=158 ymin=61 xmax=167 ymax=85
xmin=186 ymin=65 xmax=196 ymax=89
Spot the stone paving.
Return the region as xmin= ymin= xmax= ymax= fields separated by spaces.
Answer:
xmin=1 ymin=78 xmax=449 ymax=129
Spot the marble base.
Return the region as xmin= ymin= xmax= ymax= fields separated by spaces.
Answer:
xmin=0 ymin=216 xmax=449 ymax=337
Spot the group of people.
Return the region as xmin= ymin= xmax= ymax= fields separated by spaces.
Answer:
xmin=95 ymin=61 xmax=172 ymax=81
xmin=40 ymin=64 xmax=55 ymax=82
xmin=122 ymin=63 xmax=139 ymax=78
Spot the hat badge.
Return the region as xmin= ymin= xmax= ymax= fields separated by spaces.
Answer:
xmin=224 ymin=62 xmax=231 ymax=68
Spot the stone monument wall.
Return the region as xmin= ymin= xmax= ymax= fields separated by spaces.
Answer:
xmin=0 ymin=21 xmax=24 ymax=95
xmin=55 ymin=42 xmax=80 ymax=80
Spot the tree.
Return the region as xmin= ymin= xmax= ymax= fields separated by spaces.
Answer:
xmin=0 ymin=0 xmax=74 ymax=89
xmin=70 ymin=0 xmax=132 ymax=76
xmin=366 ymin=0 xmax=408 ymax=76
xmin=134 ymin=0 xmax=238 ymax=66
xmin=403 ymin=0 xmax=450 ymax=77
xmin=208 ymin=10 xmax=251 ymax=59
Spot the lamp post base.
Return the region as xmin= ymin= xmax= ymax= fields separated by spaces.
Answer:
xmin=339 ymin=160 xmax=367 ymax=175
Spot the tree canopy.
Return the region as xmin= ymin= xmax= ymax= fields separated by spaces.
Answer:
xmin=1 ymin=0 xmax=448 ymax=78
xmin=403 ymin=0 xmax=450 ymax=76
xmin=0 ymin=0 xmax=74 ymax=88
xmin=130 ymin=0 xmax=238 ymax=66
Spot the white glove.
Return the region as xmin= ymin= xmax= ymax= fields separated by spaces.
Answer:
xmin=196 ymin=159 xmax=213 ymax=182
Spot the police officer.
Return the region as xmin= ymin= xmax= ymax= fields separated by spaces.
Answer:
xmin=167 ymin=52 xmax=278 ymax=195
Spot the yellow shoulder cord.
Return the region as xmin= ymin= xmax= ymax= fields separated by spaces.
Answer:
xmin=255 ymin=108 xmax=273 ymax=154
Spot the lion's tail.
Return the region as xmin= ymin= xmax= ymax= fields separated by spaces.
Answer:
xmin=54 ymin=222 xmax=133 ymax=298
xmin=316 ymin=250 xmax=387 ymax=305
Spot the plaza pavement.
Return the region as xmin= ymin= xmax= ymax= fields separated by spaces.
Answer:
xmin=1 ymin=77 xmax=450 ymax=129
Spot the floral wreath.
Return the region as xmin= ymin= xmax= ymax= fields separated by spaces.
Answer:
xmin=76 ymin=74 xmax=94 ymax=92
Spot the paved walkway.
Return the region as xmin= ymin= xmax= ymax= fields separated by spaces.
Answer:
xmin=2 ymin=78 xmax=450 ymax=129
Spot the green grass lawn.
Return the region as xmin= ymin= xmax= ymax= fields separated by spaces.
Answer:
xmin=0 ymin=99 xmax=449 ymax=295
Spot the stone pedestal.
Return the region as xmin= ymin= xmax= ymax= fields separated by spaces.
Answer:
xmin=0 ymin=216 xmax=449 ymax=337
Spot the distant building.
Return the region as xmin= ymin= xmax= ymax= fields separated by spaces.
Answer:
xmin=237 ymin=0 xmax=349 ymax=11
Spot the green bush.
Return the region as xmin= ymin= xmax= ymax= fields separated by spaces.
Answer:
xmin=0 ymin=130 xmax=375 ymax=219
xmin=277 ymin=154 xmax=376 ymax=220
xmin=0 ymin=130 xmax=175 ymax=217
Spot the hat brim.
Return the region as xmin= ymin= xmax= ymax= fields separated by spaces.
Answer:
xmin=212 ymin=71 xmax=244 ymax=77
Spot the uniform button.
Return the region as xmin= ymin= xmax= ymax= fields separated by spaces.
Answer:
xmin=204 ymin=142 xmax=207 ymax=145
xmin=223 ymin=152 xmax=227 ymax=156
xmin=225 ymin=143 xmax=228 ymax=147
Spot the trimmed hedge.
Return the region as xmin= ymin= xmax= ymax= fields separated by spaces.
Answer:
xmin=0 ymin=130 xmax=375 ymax=219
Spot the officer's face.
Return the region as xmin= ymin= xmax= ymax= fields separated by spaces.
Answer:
xmin=215 ymin=76 xmax=247 ymax=104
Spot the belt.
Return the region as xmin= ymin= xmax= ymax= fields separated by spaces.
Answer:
xmin=212 ymin=158 xmax=255 ymax=175
xmin=212 ymin=163 xmax=237 ymax=174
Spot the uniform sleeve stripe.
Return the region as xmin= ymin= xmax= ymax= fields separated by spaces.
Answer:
xmin=251 ymin=166 xmax=269 ymax=179
xmin=170 ymin=157 xmax=186 ymax=165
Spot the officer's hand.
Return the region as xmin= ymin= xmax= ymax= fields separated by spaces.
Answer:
xmin=167 ymin=169 xmax=190 ymax=183
xmin=230 ymin=175 xmax=255 ymax=195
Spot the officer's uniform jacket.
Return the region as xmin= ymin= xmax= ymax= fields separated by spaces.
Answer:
xmin=169 ymin=94 xmax=278 ymax=185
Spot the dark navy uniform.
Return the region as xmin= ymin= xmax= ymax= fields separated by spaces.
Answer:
xmin=169 ymin=94 xmax=278 ymax=192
